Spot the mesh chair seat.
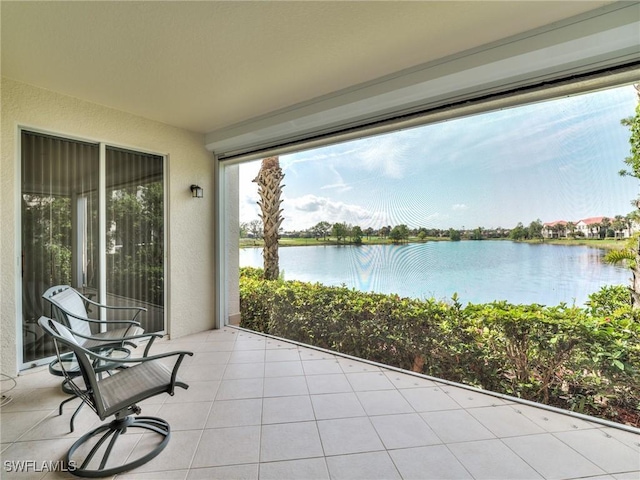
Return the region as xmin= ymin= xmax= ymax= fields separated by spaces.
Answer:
xmin=99 ymin=360 xmax=187 ymax=416
xmin=82 ymin=326 xmax=145 ymax=350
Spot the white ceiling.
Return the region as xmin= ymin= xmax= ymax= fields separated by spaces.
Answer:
xmin=1 ymin=1 xmax=616 ymax=135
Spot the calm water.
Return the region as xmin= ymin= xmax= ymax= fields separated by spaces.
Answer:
xmin=240 ymin=241 xmax=630 ymax=306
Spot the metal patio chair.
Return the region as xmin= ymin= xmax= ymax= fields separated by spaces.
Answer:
xmin=42 ymin=285 xmax=160 ymax=432
xmin=38 ymin=316 xmax=192 ymax=478
xmin=42 ymin=285 xmax=153 ymax=354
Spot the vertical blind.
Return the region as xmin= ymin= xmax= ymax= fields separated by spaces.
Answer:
xmin=20 ymin=131 xmax=165 ymax=365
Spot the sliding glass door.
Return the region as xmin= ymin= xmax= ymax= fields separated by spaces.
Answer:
xmin=20 ymin=131 xmax=165 ymax=367
xmin=105 ymin=147 xmax=164 ymax=334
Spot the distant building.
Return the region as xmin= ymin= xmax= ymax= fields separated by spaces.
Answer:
xmin=575 ymin=217 xmax=610 ymax=239
xmin=542 ymin=220 xmax=567 ymax=239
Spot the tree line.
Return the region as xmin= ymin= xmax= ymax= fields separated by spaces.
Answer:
xmin=242 ymin=215 xmax=635 ymax=245
xmin=241 ymin=219 xmax=515 ymax=244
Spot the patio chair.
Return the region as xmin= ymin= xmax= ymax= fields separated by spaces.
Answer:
xmin=42 ymin=285 xmax=156 ymax=355
xmin=42 ymin=285 xmax=160 ymax=432
xmin=38 ymin=316 xmax=192 ymax=478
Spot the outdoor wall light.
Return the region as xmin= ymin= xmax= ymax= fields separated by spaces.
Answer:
xmin=190 ymin=184 xmax=203 ymax=198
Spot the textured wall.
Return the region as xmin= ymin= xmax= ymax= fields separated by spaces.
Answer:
xmin=1 ymin=78 xmax=216 ymax=374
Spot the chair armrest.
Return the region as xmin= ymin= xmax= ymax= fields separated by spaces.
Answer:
xmin=86 ymin=348 xmax=193 ymax=391
xmin=59 ymin=309 xmax=142 ymax=328
xmin=62 ymin=328 xmax=162 ymax=353
xmin=86 ymin=349 xmax=193 ymax=365
xmin=74 ymin=289 xmax=147 ymax=320
xmin=77 ymin=290 xmax=147 ymax=314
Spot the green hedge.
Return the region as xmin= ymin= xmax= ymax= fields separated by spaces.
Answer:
xmin=239 ymin=267 xmax=640 ymax=425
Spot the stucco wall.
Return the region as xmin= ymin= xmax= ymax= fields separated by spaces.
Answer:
xmin=1 ymin=77 xmax=216 ymax=375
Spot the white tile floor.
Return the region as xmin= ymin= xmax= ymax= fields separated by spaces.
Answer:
xmin=1 ymin=326 xmax=639 ymax=480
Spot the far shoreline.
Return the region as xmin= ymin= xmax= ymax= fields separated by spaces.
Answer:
xmin=240 ymin=236 xmax=626 ymax=251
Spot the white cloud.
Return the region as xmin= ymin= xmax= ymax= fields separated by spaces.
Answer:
xmin=452 ymin=204 xmax=468 ymax=211
xmin=283 ymin=194 xmax=382 ymax=231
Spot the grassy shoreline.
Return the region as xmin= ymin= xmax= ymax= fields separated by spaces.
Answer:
xmin=240 ymin=236 xmax=626 ymax=250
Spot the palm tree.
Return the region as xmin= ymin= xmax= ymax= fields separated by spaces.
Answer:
xmin=253 ymin=156 xmax=285 ymax=280
xmin=605 ymin=235 xmax=640 ymax=308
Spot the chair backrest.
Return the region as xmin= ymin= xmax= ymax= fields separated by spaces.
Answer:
xmin=37 ymin=316 xmax=104 ymax=416
xmin=42 ymin=285 xmax=92 ymax=337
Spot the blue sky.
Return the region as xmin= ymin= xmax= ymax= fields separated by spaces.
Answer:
xmin=240 ymin=84 xmax=639 ymax=232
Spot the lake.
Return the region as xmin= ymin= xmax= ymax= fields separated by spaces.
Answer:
xmin=239 ymin=241 xmax=629 ymax=306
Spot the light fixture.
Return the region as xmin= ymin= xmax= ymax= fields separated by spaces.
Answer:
xmin=190 ymin=184 xmax=203 ymax=198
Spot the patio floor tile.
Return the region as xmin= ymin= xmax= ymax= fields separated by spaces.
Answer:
xmin=258 ymin=457 xmax=330 ymax=480
xmin=156 ymin=401 xmax=211 ymax=431
xmin=2 ymin=326 xmax=638 ymax=480
xmin=325 ymin=451 xmax=401 ymax=480
xmin=191 ymin=426 xmax=261 ymax=468
xmin=502 ymin=433 xmax=605 ymax=479
xmin=553 ymin=428 xmax=640 ymax=473
xmin=356 ymin=390 xmax=413 ymax=416
xmin=206 ymin=398 xmax=262 ymax=428
xmin=301 ymin=360 xmax=343 ymax=375
xmin=260 ymin=421 xmax=324 ymax=462
xmin=317 ymin=417 xmax=384 ymax=456
xmin=346 ymin=372 xmax=395 ymax=391
xmin=265 ymin=349 xmax=301 ymax=362
xmin=264 ymin=361 xmax=304 ymax=377
xmin=389 ymin=445 xmax=473 ymax=480
xmin=467 ymin=405 xmax=546 ymax=437
xmin=370 ymin=413 xmax=441 ymax=449
xmin=399 ymin=386 xmax=461 ymax=412
xmin=448 ymin=438 xmax=543 ymax=479
xmin=223 ymin=362 xmax=265 ymax=380
xmin=215 ymin=378 xmax=264 ymax=400
xmin=186 ymin=464 xmax=258 ymax=480
xmin=124 ymin=429 xmax=201 ymax=474
xmin=420 ymin=409 xmax=495 ymax=443
xmin=306 ymin=374 xmax=353 ymax=395
xmin=310 ymin=392 xmax=367 ymax=420
xmin=383 ymin=371 xmax=436 ymax=389
xmin=262 ymin=376 xmax=308 ymax=397
xmin=262 ymin=395 xmax=315 ymax=424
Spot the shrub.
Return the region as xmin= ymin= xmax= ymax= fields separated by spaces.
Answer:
xmin=239 ymin=273 xmax=639 ymax=426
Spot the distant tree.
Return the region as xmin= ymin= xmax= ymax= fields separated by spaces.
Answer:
xmin=470 ymin=227 xmax=483 ymax=240
xmin=351 ymin=225 xmax=363 ymax=244
xmin=239 ymin=222 xmax=249 ymax=238
xmin=332 ymin=222 xmax=348 ymax=244
xmin=510 ymin=222 xmax=528 ymax=241
xmin=566 ymin=221 xmax=576 ymax=238
xmin=449 ymin=228 xmax=461 ymax=241
xmin=600 ymin=217 xmax=612 ymax=238
xmin=612 ymin=215 xmax=626 ymax=239
xmin=364 ymin=227 xmax=375 ymax=240
xmin=379 ymin=225 xmax=391 ymax=238
xmin=417 ymin=229 xmax=427 ymax=241
xmin=389 ymin=224 xmax=410 ymax=244
xmin=528 ymin=219 xmax=543 ymax=241
xmin=248 ymin=219 xmax=262 ymax=239
xmin=311 ymin=221 xmax=331 ymax=240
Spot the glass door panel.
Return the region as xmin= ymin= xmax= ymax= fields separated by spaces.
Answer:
xmin=105 ymin=147 xmax=164 ymax=333
xmin=21 ymin=131 xmax=99 ymax=364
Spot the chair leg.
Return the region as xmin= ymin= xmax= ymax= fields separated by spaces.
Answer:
xmin=58 ymin=394 xmax=79 ymax=416
xmin=65 ymin=416 xmax=170 ymax=478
